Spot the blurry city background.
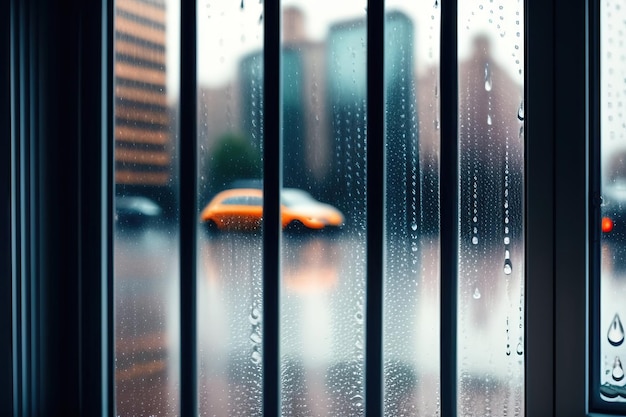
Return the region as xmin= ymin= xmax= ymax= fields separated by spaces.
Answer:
xmin=112 ymin=1 xmax=526 ymax=416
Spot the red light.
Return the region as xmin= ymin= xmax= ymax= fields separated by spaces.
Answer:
xmin=602 ymin=217 xmax=614 ymax=233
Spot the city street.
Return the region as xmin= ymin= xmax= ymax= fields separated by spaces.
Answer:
xmin=114 ymin=223 xmax=526 ymax=416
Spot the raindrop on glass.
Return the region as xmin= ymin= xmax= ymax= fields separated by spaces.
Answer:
xmin=516 ymin=341 xmax=524 ymax=355
xmin=484 ymin=63 xmax=493 ymax=91
xmin=504 ymin=236 xmax=510 ymax=245
xmin=613 ymin=357 xmax=625 ymax=382
xmin=249 ymin=332 xmax=262 ymax=345
xmin=608 ymin=314 xmax=625 ymax=346
xmin=411 ymin=223 xmax=418 ymax=231
xmin=249 ymin=307 xmax=261 ymax=326
xmin=517 ymin=100 xmax=525 ymax=121
xmin=487 ymin=114 xmax=493 ymax=125
xmin=251 ymin=348 xmax=261 ymax=364
xmin=434 ymin=0 xmax=439 ymax=8
xmin=473 ymin=287 xmax=482 ymax=299
xmin=355 ymin=311 xmax=364 ymax=324
xmin=472 ymin=236 xmax=479 ymax=245
xmin=504 ymin=259 xmax=513 ymax=275
xmin=240 ymin=0 xmax=244 ymax=9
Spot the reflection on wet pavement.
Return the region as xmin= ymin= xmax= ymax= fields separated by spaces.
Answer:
xmin=115 ymin=226 xmax=526 ymax=416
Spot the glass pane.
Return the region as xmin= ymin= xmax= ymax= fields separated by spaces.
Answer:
xmin=196 ymin=1 xmax=265 ymax=416
xmin=113 ymin=0 xmax=180 ymax=415
xmin=457 ymin=1 xmax=525 ymax=415
xmin=597 ymin=0 xmax=626 ymax=408
xmin=279 ymin=2 xmax=367 ymax=415
xmin=383 ymin=2 xmax=441 ymax=416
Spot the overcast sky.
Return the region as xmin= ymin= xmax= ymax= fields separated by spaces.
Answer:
xmin=165 ymin=0 xmax=524 ymax=99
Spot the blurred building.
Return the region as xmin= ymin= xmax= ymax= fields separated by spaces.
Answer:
xmin=114 ymin=0 xmax=172 ymax=193
xmin=327 ymin=11 xmax=418 ymax=230
xmin=238 ymin=8 xmax=331 ymax=196
xmin=236 ymin=9 xmax=418 ymax=229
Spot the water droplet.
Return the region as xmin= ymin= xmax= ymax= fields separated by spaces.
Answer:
xmin=473 ymin=287 xmax=481 ymax=299
xmin=240 ymin=0 xmax=244 ymax=9
xmin=484 ymin=63 xmax=493 ymax=91
xmin=613 ymin=357 xmax=625 ymax=381
xmin=516 ymin=341 xmax=524 ymax=355
xmin=249 ymin=307 xmax=261 ymax=325
xmin=504 ymin=260 xmax=513 ymax=275
xmin=411 ymin=223 xmax=418 ymax=231
xmin=487 ymin=114 xmax=493 ymax=125
xmin=608 ymin=314 xmax=625 ymax=346
xmin=504 ymin=236 xmax=510 ymax=245
xmin=355 ymin=311 xmax=364 ymax=324
xmin=471 ymin=236 xmax=478 ymax=245
xmin=433 ymin=0 xmax=439 ymax=8
xmin=518 ymin=100 xmax=525 ymax=121
xmin=250 ymin=332 xmax=262 ymax=345
xmin=251 ymin=348 xmax=261 ymax=364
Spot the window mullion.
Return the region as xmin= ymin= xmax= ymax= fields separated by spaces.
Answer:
xmin=179 ymin=0 xmax=198 ymax=414
xmin=440 ymin=0 xmax=458 ymax=416
xmin=262 ymin=1 xmax=281 ymax=416
xmin=365 ymin=1 xmax=385 ymax=416
xmin=525 ymin=0 xmax=556 ymax=414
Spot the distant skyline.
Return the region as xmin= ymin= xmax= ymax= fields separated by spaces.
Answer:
xmin=164 ymin=0 xmax=524 ymax=99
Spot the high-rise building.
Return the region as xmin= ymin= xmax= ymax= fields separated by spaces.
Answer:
xmin=114 ymin=0 xmax=172 ymax=190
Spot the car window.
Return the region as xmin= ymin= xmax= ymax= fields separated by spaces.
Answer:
xmin=222 ymin=195 xmax=263 ymax=206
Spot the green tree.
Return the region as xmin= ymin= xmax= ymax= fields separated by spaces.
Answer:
xmin=206 ymin=133 xmax=261 ymax=195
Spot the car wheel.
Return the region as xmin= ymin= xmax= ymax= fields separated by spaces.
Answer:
xmin=205 ymin=220 xmax=219 ymax=235
xmin=286 ymin=220 xmax=307 ymax=234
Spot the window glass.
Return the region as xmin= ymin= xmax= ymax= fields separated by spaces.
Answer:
xmin=113 ymin=0 xmax=181 ymax=415
xmin=457 ymin=1 xmax=525 ymax=415
xmin=196 ymin=1 xmax=265 ymax=415
xmin=383 ymin=1 xmax=441 ymax=415
xmin=597 ymin=0 xmax=626 ymax=408
xmin=279 ymin=2 xmax=367 ymax=415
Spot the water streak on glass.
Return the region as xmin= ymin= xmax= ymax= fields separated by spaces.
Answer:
xmin=458 ymin=1 xmax=525 ymax=415
xmin=113 ymin=0 xmax=181 ymax=415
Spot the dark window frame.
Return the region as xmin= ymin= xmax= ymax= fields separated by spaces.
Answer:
xmin=3 ymin=0 xmax=597 ymax=416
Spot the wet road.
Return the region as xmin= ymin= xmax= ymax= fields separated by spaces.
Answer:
xmin=114 ymin=224 xmax=526 ymax=416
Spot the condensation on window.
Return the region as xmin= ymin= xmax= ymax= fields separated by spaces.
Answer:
xmin=113 ymin=0 xmax=181 ymax=415
xmin=457 ymin=1 xmax=525 ymax=415
xmin=598 ymin=0 xmax=626 ymax=406
xmin=383 ymin=1 xmax=441 ymax=416
xmin=196 ymin=1 xmax=265 ymax=416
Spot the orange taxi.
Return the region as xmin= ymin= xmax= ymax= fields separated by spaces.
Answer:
xmin=199 ymin=188 xmax=345 ymax=233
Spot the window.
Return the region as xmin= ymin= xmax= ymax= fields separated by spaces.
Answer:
xmin=4 ymin=0 xmax=592 ymax=416
xmin=591 ymin=0 xmax=626 ymax=413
